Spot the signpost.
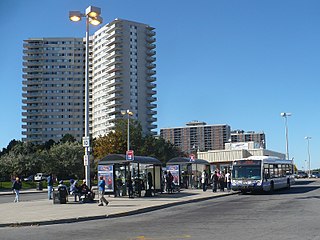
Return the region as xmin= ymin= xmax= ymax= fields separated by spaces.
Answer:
xmin=126 ymin=150 xmax=134 ymax=161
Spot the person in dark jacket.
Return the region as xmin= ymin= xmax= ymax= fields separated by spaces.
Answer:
xmin=211 ymin=171 xmax=218 ymax=192
xmin=12 ymin=177 xmax=22 ymax=203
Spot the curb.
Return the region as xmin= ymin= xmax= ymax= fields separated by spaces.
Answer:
xmin=0 ymin=192 xmax=236 ymax=228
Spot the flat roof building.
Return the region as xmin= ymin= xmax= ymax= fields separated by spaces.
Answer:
xmin=160 ymin=121 xmax=231 ymax=154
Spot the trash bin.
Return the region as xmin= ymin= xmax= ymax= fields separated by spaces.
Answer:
xmin=53 ymin=191 xmax=60 ymax=204
xmin=58 ymin=186 xmax=68 ymax=204
xmin=36 ymin=181 xmax=43 ymax=191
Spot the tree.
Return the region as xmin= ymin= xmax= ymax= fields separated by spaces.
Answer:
xmin=45 ymin=141 xmax=83 ymax=180
xmin=93 ymin=119 xmax=143 ymax=160
xmin=59 ymin=134 xmax=77 ymax=144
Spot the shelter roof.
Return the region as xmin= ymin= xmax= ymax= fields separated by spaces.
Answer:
xmin=167 ymin=157 xmax=209 ymax=165
xmin=99 ymin=154 xmax=162 ymax=165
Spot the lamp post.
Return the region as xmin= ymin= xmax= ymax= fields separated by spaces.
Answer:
xmin=69 ymin=6 xmax=103 ymax=188
xmin=121 ymin=109 xmax=134 ymax=152
xmin=280 ymin=112 xmax=292 ymax=160
xmin=305 ymin=136 xmax=312 ymax=178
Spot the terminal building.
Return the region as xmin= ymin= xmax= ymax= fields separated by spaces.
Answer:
xmin=198 ymin=141 xmax=285 ymax=173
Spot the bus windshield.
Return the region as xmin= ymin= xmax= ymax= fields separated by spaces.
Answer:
xmin=232 ymin=165 xmax=261 ymax=180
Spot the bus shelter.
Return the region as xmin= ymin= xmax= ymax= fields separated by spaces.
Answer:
xmin=166 ymin=157 xmax=210 ymax=189
xmin=98 ymin=154 xmax=162 ymax=197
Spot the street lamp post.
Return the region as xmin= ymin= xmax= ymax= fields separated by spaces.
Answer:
xmin=69 ymin=6 xmax=103 ymax=188
xmin=280 ymin=112 xmax=292 ymax=160
xmin=121 ymin=110 xmax=134 ymax=152
xmin=305 ymin=136 xmax=312 ymax=178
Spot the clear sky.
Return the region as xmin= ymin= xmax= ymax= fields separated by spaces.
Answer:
xmin=0 ymin=0 xmax=319 ymax=170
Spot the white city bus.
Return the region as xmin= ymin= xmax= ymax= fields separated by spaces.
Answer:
xmin=231 ymin=156 xmax=295 ymax=193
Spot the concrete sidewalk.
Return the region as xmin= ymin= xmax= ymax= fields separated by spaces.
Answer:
xmin=0 ymin=189 xmax=234 ymax=227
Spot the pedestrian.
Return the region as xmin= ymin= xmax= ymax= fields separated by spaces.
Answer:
xmin=47 ymin=174 xmax=53 ymax=200
xmin=12 ymin=177 xmax=22 ymax=203
xmin=219 ymin=172 xmax=225 ymax=191
xmin=127 ymin=176 xmax=134 ymax=199
xmin=201 ymin=170 xmax=207 ymax=191
xmin=98 ymin=176 xmax=109 ymax=206
xmin=163 ymin=171 xmax=167 ymax=193
xmin=166 ymin=171 xmax=173 ymax=193
xmin=225 ymin=171 xmax=232 ymax=192
xmin=211 ymin=171 xmax=218 ymax=192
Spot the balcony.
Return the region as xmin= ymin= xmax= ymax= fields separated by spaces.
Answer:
xmin=107 ymin=86 xmax=122 ymax=94
xmin=106 ymin=23 xmax=123 ymax=33
xmin=108 ymin=79 xmax=123 ymax=87
xmin=146 ymin=43 xmax=156 ymax=49
xmin=146 ymin=63 xmax=156 ymax=69
xmin=147 ymin=96 xmax=157 ymax=102
xmin=106 ymin=44 xmax=122 ymax=53
xmin=146 ymin=50 xmax=156 ymax=56
xmin=146 ymin=76 xmax=156 ymax=82
xmin=146 ymin=83 xmax=156 ymax=89
xmin=108 ymin=72 xmax=123 ymax=80
xmin=146 ymin=56 xmax=156 ymax=62
xmin=107 ymin=93 xmax=123 ymax=101
xmin=147 ymin=110 xmax=157 ymax=115
xmin=147 ymin=103 xmax=157 ymax=109
xmin=146 ymin=70 xmax=156 ymax=75
xmin=147 ymin=89 xmax=157 ymax=95
xmin=146 ymin=30 xmax=156 ymax=36
xmin=107 ymin=50 xmax=123 ymax=59
xmin=146 ymin=36 xmax=156 ymax=43
xmin=147 ymin=117 xmax=157 ymax=122
xmin=107 ymin=64 xmax=122 ymax=73
xmin=106 ymin=30 xmax=123 ymax=40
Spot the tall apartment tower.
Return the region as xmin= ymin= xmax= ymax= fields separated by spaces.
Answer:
xmin=90 ymin=19 xmax=157 ymax=138
xmin=22 ymin=38 xmax=85 ymax=144
xmin=160 ymin=121 xmax=231 ymax=154
xmin=22 ymin=19 xmax=157 ymax=144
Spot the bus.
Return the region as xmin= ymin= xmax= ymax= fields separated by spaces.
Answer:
xmin=231 ymin=156 xmax=295 ymax=193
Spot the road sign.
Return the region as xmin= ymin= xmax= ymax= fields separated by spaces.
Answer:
xmin=189 ymin=154 xmax=195 ymax=162
xmin=82 ymin=137 xmax=90 ymax=147
xmin=83 ymin=155 xmax=89 ymax=166
xmin=126 ymin=150 xmax=134 ymax=161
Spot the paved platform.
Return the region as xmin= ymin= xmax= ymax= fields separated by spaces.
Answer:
xmin=0 ymin=189 xmax=233 ymax=227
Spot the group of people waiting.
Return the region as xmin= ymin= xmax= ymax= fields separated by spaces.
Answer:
xmin=201 ymin=170 xmax=231 ymax=192
xmin=46 ymin=174 xmax=96 ymax=203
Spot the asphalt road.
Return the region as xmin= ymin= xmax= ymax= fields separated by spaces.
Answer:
xmin=1 ymin=180 xmax=320 ymax=240
xmin=0 ymin=191 xmax=47 ymax=203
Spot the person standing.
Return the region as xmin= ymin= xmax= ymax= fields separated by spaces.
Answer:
xmin=98 ymin=176 xmax=109 ymax=206
xmin=211 ymin=171 xmax=218 ymax=192
xmin=225 ymin=171 xmax=232 ymax=192
xmin=166 ymin=171 xmax=173 ymax=193
xmin=47 ymin=174 xmax=53 ymax=200
xmin=12 ymin=177 xmax=22 ymax=203
xmin=201 ymin=170 xmax=207 ymax=192
xmin=163 ymin=171 xmax=167 ymax=193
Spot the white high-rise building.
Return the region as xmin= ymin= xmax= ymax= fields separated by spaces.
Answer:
xmin=22 ymin=19 xmax=157 ymax=144
xmin=90 ymin=19 xmax=157 ymax=138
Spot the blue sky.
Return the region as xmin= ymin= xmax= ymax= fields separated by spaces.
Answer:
xmin=0 ymin=0 xmax=319 ymax=170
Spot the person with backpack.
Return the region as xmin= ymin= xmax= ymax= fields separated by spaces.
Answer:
xmin=12 ymin=177 xmax=22 ymax=203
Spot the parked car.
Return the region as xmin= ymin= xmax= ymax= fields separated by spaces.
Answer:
xmin=311 ymin=172 xmax=320 ymax=178
xmin=34 ymin=173 xmax=47 ymax=181
xmin=295 ymin=171 xmax=308 ymax=178
xmin=23 ymin=175 xmax=34 ymax=182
